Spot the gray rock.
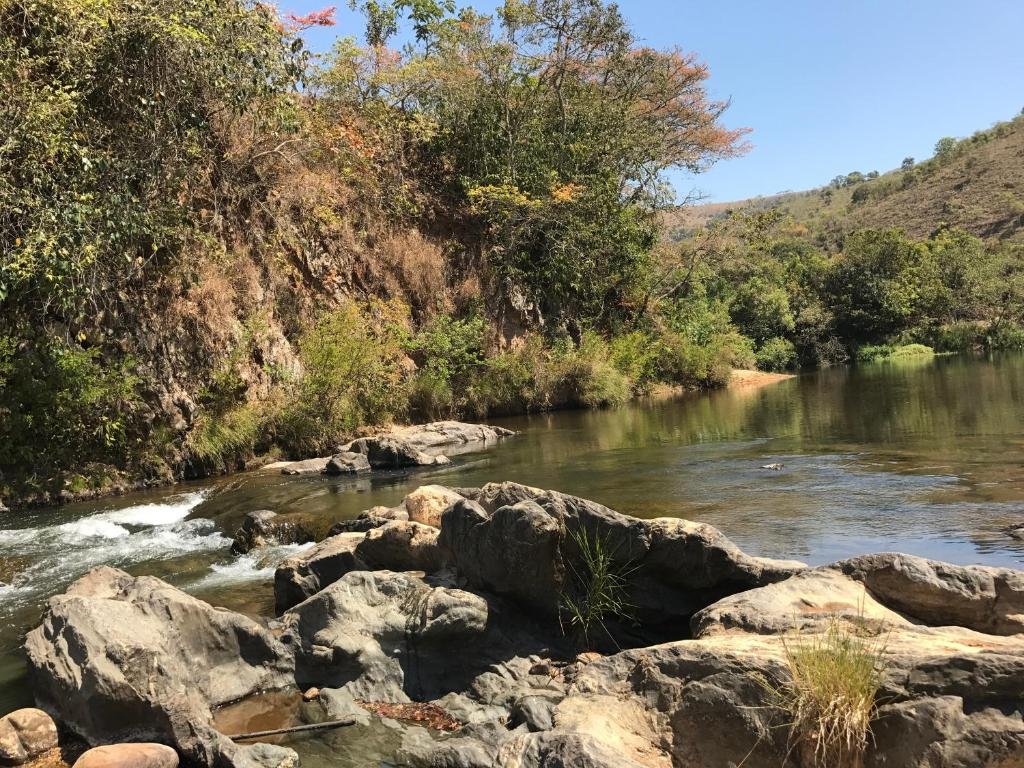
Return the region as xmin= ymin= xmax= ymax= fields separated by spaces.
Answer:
xmin=278 ymin=458 xmax=330 ymax=475
xmin=403 ymin=486 xmax=465 ymax=528
xmin=836 ymin=552 xmax=1024 ymax=635
xmin=274 ymin=533 xmax=367 ymax=613
xmin=231 ymin=510 xmax=316 ymax=555
xmin=0 ymin=708 xmax=58 ymax=765
xmin=453 ymin=481 xmax=546 ymax=513
xmin=339 ymin=421 xmax=513 ymax=469
xmin=323 ymin=451 xmax=371 ymax=475
xmin=340 ymin=437 xmax=449 ymax=469
xmin=25 ymin=566 xmax=295 ymax=768
xmin=327 ymin=505 xmax=409 ymax=535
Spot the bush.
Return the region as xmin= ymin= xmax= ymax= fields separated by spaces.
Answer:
xmin=0 ymin=336 xmax=141 ymax=476
xmin=608 ymin=331 xmax=662 ymax=392
xmin=407 ymin=314 xmax=487 ymax=419
xmin=756 ymin=337 xmax=798 ymax=372
xmin=550 ymin=333 xmax=632 ymax=408
xmin=276 ymin=305 xmax=407 ymax=456
xmin=986 ymin=323 xmax=1024 ymax=351
xmin=856 ymin=343 xmax=934 ymax=363
xmin=183 ymin=401 xmax=273 ymax=472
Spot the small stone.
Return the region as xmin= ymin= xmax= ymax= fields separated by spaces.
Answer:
xmin=72 ymin=744 xmax=178 ymax=768
xmin=301 ymin=688 xmax=320 ymax=702
xmin=761 ymin=463 xmax=784 ymax=471
xmin=0 ymin=708 xmax=59 ymax=765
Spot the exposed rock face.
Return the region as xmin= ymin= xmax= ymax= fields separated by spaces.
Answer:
xmin=24 ymin=567 xmax=297 ymax=768
xmin=72 ymin=744 xmax=179 ymax=768
xmin=0 ymin=709 xmax=59 ymax=765
xmin=231 ymin=510 xmax=316 ymax=555
xmin=323 ymin=451 xmax=371 ymax=475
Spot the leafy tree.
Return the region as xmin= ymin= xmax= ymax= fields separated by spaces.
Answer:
xmin=901 ymin=157 xmax=915 ymax=170
xmin=934 ymin=136 xmax=958 ymax=159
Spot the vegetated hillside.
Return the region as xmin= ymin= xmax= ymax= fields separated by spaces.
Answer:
xmin=0 ymin=0 xmax=752 ymax=506
xmin=666 ymin=114 xmax=1024 ymax=243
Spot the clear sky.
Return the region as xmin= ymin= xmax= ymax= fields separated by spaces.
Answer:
xmin=290 ymin=0 xmax=1024 ymax=202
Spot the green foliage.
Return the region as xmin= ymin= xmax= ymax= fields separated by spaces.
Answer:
xmin=559 ymin=527 xmax=637 ymax=649
xmin=856 ymin=343 xmax=934 ymax=363
xmin=756 ymin=337 xmax=798 ymax=372
xmin=276 ymin=305 xmax=408 ymax=456
xmin=184 ymin=402 xmax=272 ymax=471
xmin=407 ymin=314 xmax=487 ymax=419
xmin=0 ymin=335 xmax=141 ymax=475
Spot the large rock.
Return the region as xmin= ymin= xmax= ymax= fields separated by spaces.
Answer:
xmin=327 ymin=505 xmax=409 ymax=535
xmin=355 ymin=521 xmax=445 ymax=574
xmin=438 ymin=485 xmax=805 ymax=635
xmin=276 ymin=458 xmax=330 ymax=476
xmin=340 ymin=421 xmax=513 ymax=469
xmin=72 ymin=744 xmax=179 ymax=768
xmin=323 ymin=451 xmax=371 ymax=475
xmin=274 ymin=533 xmax=367 ymax=613
xmin=0 ymin=709 xmax=58 ymax=765
xmin=282 ymin=570 xmax=553 ymax=702
xmin=25 ymin=567 xmax=297 ymax=768
xmin=231 ymin=510 xmax=316 ymax=555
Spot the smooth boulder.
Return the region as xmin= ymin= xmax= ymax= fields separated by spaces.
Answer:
xmin=72 ymin=744 xmax=178 ymax=768
xmin=231 ymin=510 xmax=316 ymax=555
xmin=403 ymin=485 xmax=465 ymax=528
xmin=323 ymin=451 xmax=371 ymax=475
xmin=274 ymin=533 xmax=366 ymax=613
xmin=0 ymin=709 xmax=58 ymax=765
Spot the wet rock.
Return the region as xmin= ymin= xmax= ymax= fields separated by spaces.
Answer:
xmin=0 ymin=556 xmax=29 ymax=587
xmin=323 ymin=451 xmax=371 ymax=476
xmin=274 ymin=533 xmax=367 ymax=613
xmin=327 ymin=506 xmax=408 ymax=535
xmin=72 ymin=744 xmax=179 ymax=768
xmin=231 ymin=510 xmax=316 ymax=555
xmin=0 ymin=709 xmax=59 ymax=765
xmin=25 ymin=567 xmax=295 ymax=768
xmin=760 ymin=462 xmax=784 ymax=471
xmin=403 ymin=486 xmax=465 ymax=528
xmin=1007 ymin=524 xmax=1024 ymax=541
xmin=355 ymin=521 xmax=446 ymax=574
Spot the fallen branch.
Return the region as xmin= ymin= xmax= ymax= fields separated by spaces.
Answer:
xmin=227 ymin=718 xmax=356 ymax=741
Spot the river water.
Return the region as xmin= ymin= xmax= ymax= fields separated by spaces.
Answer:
xmin=2 ymin=352 xmax=1024 ymax=715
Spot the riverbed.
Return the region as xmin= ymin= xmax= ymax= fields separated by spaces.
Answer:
xmin=3 ymin=352 xmax=1024 ymax=712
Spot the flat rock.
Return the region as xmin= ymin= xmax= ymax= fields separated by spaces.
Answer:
xmin=327 ymin=505 xmax=408 ymax=535
xmin=340 ymin=421 xmax=513 ymax=469
xmin=0 ymin=709 xmax=58 ymax=765
xmin=72 ymin=744 xmax=178 ymax=768
xmin=275 ymin=458 xmax=330 ymax=476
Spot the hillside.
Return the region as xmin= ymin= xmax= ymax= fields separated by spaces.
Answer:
xmin=667 ymin=114 xmax=1024 ymax=243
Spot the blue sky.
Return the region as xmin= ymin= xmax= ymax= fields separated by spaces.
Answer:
xmin=291 ymin=0 xmax=1024 ymax=202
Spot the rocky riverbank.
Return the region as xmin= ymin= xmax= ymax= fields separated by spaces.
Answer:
xmin=16 ymin=482 xmax=1024 ymax=768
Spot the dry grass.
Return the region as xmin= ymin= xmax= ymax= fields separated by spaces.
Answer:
xmin=376 ymin=230 xmax=449 ymax=317
xmin=758 ymin=619 xmax=887 ymax=768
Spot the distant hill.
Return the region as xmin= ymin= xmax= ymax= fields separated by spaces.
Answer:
xmin=666 ymin=114 xmax=1024 ymax=244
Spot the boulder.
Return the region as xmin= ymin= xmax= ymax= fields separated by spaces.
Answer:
xmin=323 ymin=451 xmax=371 ymax=476
xmin=274 ymin=533 xmax=367 ymax=613
xmin=403 ymin=486 xmax=465 ymax=528
xmin=0 ymin=709 xmax=58 ymax=765
xmin=454 ymin=481 xmax=546 ymax=514
xmin=837 ymin=552 xmax=1024 ymax=635
xmin=438 ymin=487 xmax=805 ymax=633
xmin=355 ymin=521 xmax=446 ymax=574
xmin=1008 ymin=524 xmax=1024 ymax=541
xmin=231 ymin=510 xmax=316 ymax=555
xmin=25 ymin=567 xmax=296 ymax=768
xmin=339 ymin=437 xmax=450 ymax=469
xmin=283 ymin=570 xmax=493 ymax=701
xmin=72 ymin=744 xmax=179 ymax=768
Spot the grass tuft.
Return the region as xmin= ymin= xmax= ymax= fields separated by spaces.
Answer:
xmin=559 ymin=527 xmax=637 ymax=649
xmin=758 ymin=619 xmax=887 ymax=768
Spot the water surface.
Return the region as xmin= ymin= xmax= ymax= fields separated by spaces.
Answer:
xmin=3 ymin=352 xmax=1024 ymax=715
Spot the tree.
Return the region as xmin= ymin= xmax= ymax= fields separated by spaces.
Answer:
xmin=901 ymin=157 xmax=915 ymax=170
xmin=934 ymin=136 xmax=958 ymax=160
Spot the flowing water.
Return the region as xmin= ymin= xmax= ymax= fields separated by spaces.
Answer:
xmin=3 ymin=352 xmax=1024 ymax=720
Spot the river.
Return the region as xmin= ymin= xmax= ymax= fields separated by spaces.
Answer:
xmin=2 ymin=352 xmax=1024 ymax=714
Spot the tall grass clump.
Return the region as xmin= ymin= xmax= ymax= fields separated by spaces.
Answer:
xmin=559 ymin=528 xmax=637 ymax=649
xmin=759 ymin=619 xmax=887 ymax=768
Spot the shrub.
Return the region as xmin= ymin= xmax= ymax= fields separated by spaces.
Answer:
xmin=0 ymin=335 xmax=142 ymax=476
xmin=550 ymin=333 xmax=632 ymax=408
xmin=986 ymin=322 xmax=1024 ymax=351
xmin=759 ymin=620 xmax=886 ymax=768
xmin=407 ymin=314 xmax=487 ymax=419
xmin=183 ymin=401 xmax=273 ymax=472
xmin=276 ymin=305 xmax=407 ymax=456
xmin=608 ymin=331 xmax=662 ymax=392
xmin=756 ymin=337 xmax=798 ymax=372
xmin=857 ymin=343 xmax=934 ymax=363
